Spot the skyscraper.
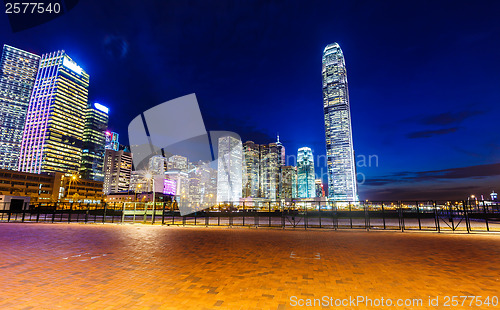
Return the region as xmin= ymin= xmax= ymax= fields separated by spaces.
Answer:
xmin=280 ymin=165 xmax=296 ymax=199
xmin=19 ymin=51 xmax=89 ymax=174
xmin=260 ymin=143 xmax=280 ymax=200
xmin=80 ymin=103 xmax=108 ymax=181
xmin=322 ymin=43 xmax=358 ymax=201
xmin=276 ymin=135 xmax=286 ymax=199
xmin=315 ymin=179 xmax=325 ymax=197
xmin=297 ymin=147 xmax=315 ymax=198
xmin=217 ymin=136 xmax=243 ymax=203
xmin=242 ymin=141 xmax=260 ymax=198
xmin=276 ymin=134 xmax=285 ymax=166
xmin=103 ymin=149 xmax=132 ymax=194
xmin=0 ymin=45 xmax=40 ymax=170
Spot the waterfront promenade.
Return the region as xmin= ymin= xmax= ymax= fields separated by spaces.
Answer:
xmin=1 ymin=223 xmax=499 ymax=309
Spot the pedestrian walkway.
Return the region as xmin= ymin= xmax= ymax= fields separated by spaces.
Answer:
xmin=1 ymin=223 xmax=499 ymax=309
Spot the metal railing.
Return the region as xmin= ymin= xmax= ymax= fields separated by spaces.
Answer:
xmin=1 ymin=200 xmax=499 ymax=233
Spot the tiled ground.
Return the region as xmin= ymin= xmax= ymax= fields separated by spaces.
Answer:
xmin=1 ymin=224 xmax=499 ymax=309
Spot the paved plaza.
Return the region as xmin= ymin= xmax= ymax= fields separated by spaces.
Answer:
xmin=1 ymin=224 xmax=499 ymax=309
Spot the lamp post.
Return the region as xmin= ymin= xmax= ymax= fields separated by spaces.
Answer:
xmin=135 ymin=184 xmax=142 ymax=202
xmin=468 ymin=195 xmax=476 ymax=210
xmin=66 ymin=173 xmax=80 ymax=202
xmin=151 ymin=177 xmax=156 ymax=224
xmin=143 ymin=172 xmax=154 ymax=223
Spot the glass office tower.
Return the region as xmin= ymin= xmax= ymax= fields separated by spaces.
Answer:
xmin=242 ymin=141 xmax=260 ymax=198
xmin=19 ymin=51 xmax=89 ymax=174
xmin=259 ymin=143 xmax=280 ymax=200
xmin=217 ymin=136 xmax=243 ymax=203
xmin=280 ymin=165 xmax=296 ymax=199
xmin=80 ymin=103 xmax=109 ymax=181
xmin=297 ymin=147 xmax=315 ymax=198
xmin=0 ymin=45 xmax=40 ymax=170
xmin=322 ymin=43 xmax=358 ymax=201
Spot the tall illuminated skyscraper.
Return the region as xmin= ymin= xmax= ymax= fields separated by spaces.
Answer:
xmin=103 ymin=149 xmax=132 ymax=194
xmin=322 ymin=43 xmax=358 ymax=201
xmin=260 ymin=143 xmax=280 ymax=200
xmin=19 ymin=51 xmax=89 ymax=174
xmin=276 ymin=134 xmax=285 ymax=166
xmin=80 ymin=103 xmax=108 ymax=181
xmin=297 ymin=147 xmax=315 ymax=198
xmin=242 ymin=141 xmax=260 ymax=198
xmin=0 ymin=45 xmax=40 ymax=170
xmin=217 ymin=136 xmax=243 ymax=203
xmin=280 ymin=165 xmax=296 ymax=199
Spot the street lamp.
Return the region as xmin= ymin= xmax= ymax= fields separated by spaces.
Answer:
xmin=468 ymin=195 xmax=477 ymax=210
xmin=135 ymin=184 xmax=142 ymax=202
xmin=143 ymin=172 xmax=155 ymax=223
xmin=66 ymin=173 xmax=80 ymax=202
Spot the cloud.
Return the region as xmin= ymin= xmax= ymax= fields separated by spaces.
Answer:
xmin=402 ymin=109 xmax=486 ymax=139
xmin=359 ymin=184 xmax=490 ymax=201
xmin=421 ymin=110 xmax=485 ymax=126
xmin=360 ymin=163 xmax=500 ymax=200
xmin=406 ymin=127 xmax=458 ymax=139
xmin=363 ymin=162 xmax=500 ymax=187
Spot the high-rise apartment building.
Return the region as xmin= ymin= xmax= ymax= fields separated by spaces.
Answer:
xmin=217 ymin=136 xmax=243 ymax=203
xmin=80 ymin=103 xmax=108 ymax=181
xmin=19 ymin=50 xmax=89 ymax=174
xmin=103 ymin=149 xmax=132 ymax=194
xmin=322 ymin=43 xmax=358 ymax=201
xmin=0 ymin=45 xmax=40 ymax=170
xmin=297 ymin=147 xmax=315 ymax=198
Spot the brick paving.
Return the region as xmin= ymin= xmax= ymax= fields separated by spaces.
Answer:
xmin=0 ymin=223 xmax=499 ymax=309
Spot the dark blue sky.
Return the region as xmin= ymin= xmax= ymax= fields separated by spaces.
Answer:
xmin=2 ymin=0 xmax=500 ymax=200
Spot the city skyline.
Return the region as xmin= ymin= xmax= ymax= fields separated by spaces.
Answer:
xmin=0 ymin=4 xmax=499 ymax=310
xmin=0 ymin=1 xmax=499 ymax=200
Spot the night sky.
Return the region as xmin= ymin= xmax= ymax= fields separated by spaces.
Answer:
xmin=1 ymin=0 xmax=500 ymax=201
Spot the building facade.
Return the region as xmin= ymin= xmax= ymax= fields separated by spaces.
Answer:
xmin=297 ymin=147 xmax=315 ymax=198
xmin=322 ymin=43 xmax=358 ymax=201
xmin=105 ymin=131 xmax=119 ymax=151
xmin=242 ymin=141 xmax=260 ymax=198
xmin=241 ymin=137 xmax=289 ymax=200
xmin=217 ymin=136 xmax=243 ymax=203
xmin=103 ymin=149 xmax=132 ymax=194
xmin=80 ymin=103 xmax=108 ymax=181
xmin=280 ymin=165 xmax=296 ymax=199
xmin=0 ymin=168 xmax=102 ymax=203
xmin=18 ymin=51 xmax=90 ymax=174
xmin=260 ymin=143 xmax=280 ymax=200
xmin=315 ymin=179 xmax=325 ymax=197
xmin=0 ymin=45 xmax=40 ymax=170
